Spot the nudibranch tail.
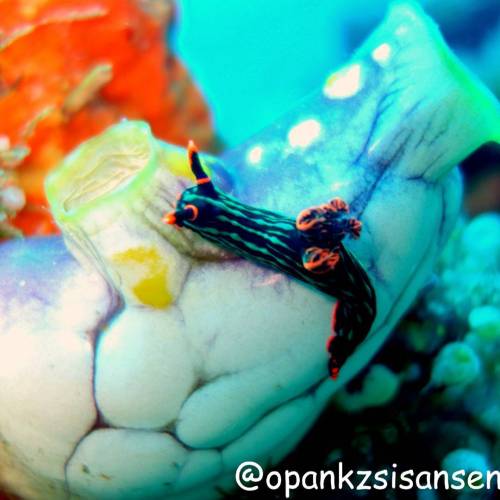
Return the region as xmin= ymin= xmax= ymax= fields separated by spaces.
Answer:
xmin=164 ymin=144 xmax=376 ymax=380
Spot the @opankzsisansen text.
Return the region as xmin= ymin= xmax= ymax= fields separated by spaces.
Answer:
xmin=235 ymin=461 xmax=499 ymax=497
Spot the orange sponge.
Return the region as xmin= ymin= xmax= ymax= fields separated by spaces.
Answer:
xmin=0 ymin=0 xmax=213 ymax=236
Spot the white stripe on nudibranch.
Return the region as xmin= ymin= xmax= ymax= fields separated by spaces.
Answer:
xmin=246 ymin=145 xmax=264 ymax=165
xmin=287 ymin=119 xmax=322 ymax=148
xmin=371 ymin=43 xmax=392 ymax=66
xmin=323 ymin=64 xmax=362 ymax=99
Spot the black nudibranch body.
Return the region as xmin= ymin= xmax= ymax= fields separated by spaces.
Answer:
xmin=164 ymin=143 xmax=376 ymax=379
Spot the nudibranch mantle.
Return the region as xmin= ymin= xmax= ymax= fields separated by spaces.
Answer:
xmin=0 ymin=2 xmax=499 ymax=500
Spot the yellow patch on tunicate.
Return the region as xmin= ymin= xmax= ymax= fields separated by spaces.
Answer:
xmin=162 ymin=147 xmax=212 ymax=180
xmin=162 ymin=148 xmax=192 ymax=179
xmin=323 ymin=64 xmax=362 ymax=99
xmin=111 ymin=246 xmax=172 ymax=308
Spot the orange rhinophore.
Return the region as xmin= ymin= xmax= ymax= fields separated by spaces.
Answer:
xmin=0 ymin=0 xmax=213 ymax=236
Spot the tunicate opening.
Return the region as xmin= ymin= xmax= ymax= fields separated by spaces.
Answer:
xmin=46 ymin=121 xmax=156 ymax=216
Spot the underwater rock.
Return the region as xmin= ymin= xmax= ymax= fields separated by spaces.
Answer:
xmin=0 ymin=2 xmax=499 ymax=499
xmin=0 ymin=0 xmax=213 ymax=237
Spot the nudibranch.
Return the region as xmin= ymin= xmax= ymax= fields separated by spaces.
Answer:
xmin=165 ymin=143 xmax=376 ymax=379
xmin=0 ymin=3 xmax=499 ymax=500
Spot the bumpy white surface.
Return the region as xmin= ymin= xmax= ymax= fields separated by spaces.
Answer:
xmin=1 ymin=2 xmax=499 ymax=499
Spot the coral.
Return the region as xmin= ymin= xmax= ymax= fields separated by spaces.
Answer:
xmin=431 ymin=342 xmax=481 ymax=387
xmin=335 ymin=364 xmax=400 ymax=412
xmin=441 ymin=448 xmax=491 ymax=478
xmin=0 ymin=0 xmax=213 ymax=237
xmin=426 ymin=214 xmax=500 ymax=319
xmin=468 ymin=306 xmax=500 ymax=341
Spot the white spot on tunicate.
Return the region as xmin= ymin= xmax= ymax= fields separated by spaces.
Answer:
xmin=19 ymin=280 xmax=26 ymax=288
xmin=323 ymin=64 xmax=362 ymax=99
xmin=287 ymin=119 xmax=321 ymax=148
xmin=396 ymin=24 xmax=408 ymax=36
xmin=371 ymin=43 xmax=392 ymax=65
xmin=246 ymin=145 xmax=264 ymax=165
xmin=331 ymin=181 xmax=347 ymax=192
